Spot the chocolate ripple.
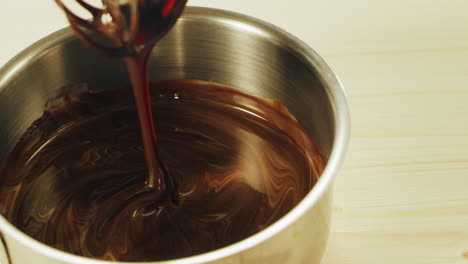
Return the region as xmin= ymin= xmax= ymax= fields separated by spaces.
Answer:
xmin=0 ymin=80 xmax=325 ymax=261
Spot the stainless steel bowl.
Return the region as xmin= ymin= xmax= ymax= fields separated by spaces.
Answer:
xmin=0 ymin=7 xmax=349 ymax=264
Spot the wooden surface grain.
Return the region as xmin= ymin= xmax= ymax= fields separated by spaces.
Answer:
xmin=322 ymin=37 xmax=468 ymax=264
xmin=1 ymin=1 xmax=468 ymax=263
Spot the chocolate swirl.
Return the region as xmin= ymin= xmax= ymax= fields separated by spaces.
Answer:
xmin=0 ymin=80 xmax=325 ymax=261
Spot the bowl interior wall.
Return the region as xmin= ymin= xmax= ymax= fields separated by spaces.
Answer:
xmin=0 ymin=13 xmax=335 ymax=164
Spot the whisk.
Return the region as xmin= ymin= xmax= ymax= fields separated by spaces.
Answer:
xmin=55 ymin=0 xmax=187 ymax=57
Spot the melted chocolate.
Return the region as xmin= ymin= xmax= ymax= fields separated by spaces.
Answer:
xmin=0 ymin=80 xmax=325 ymax=262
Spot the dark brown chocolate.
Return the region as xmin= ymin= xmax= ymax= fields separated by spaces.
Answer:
xmin=0 ymin=80 xmax=325 ymax=261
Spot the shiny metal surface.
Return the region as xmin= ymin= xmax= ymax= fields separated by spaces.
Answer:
xmin=0 ymin=7 xmax=349 ymax=264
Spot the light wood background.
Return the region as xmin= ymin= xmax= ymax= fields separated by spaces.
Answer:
xmin=1 ymin=1 xmax=468 ymax=263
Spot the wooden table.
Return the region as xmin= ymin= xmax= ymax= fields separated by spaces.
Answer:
xmin=1 ymin=1 xmax=468 ymax=263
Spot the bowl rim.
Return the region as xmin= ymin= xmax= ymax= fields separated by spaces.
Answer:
xmin=0 ymin=6 xmax=350 ymax=264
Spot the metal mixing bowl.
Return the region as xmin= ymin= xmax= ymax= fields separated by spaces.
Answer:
xmin=0 ymin=7 xmax=349 ymax=264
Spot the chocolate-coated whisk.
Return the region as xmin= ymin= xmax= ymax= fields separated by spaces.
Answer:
xmin=55 ymin=0 xmax=140 ymax=57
